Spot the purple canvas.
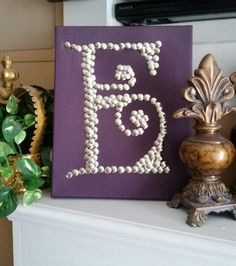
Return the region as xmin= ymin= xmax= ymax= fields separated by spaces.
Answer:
xmin=52 ymin=26 xmax=192 ymax=200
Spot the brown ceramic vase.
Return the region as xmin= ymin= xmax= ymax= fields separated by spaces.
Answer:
xmin=180 ymin=123 xmax=235 ymax=204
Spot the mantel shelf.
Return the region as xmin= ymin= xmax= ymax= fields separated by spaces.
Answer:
xmin=9 ymin=191 xmax=236 ymax=266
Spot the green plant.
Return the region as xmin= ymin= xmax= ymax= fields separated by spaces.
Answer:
xmin=0 ymin=95 xmax=51 ymax=217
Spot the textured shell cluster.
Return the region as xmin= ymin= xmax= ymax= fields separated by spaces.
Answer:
xmin=64 ymin=41 xmax=169 ymax=178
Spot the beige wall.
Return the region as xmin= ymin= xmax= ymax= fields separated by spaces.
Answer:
xmin=0 ymin=2 xmax=63 ymax=266
xmin=0 ymin=1 xmax=63 ymax=89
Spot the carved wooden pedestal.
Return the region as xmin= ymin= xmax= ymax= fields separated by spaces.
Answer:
xmin=168 ymin=194 xmax=236 ymax=227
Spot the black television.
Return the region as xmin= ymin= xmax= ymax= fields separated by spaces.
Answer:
xmin=115 ymin=0 xmax=236 ymax=25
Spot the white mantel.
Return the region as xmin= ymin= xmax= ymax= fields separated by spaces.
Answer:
xmin=8 ymin=191 xmax=236 ymax=266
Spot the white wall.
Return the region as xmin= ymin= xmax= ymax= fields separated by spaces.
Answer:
xmin=64 ymin=0 xmax=236 ymax=75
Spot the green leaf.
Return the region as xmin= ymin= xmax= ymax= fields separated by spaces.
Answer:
xmin=41 ymin=166 xmax=50 ymax=176
xmin=14 ymin=130 xmax=26 ymax=145
xmin=23 ymin=189 xmax=42 ymax=206
xmin=15 ymin=158 xmax=41 ymax=179
xmin=6 ymin=95 xmax=19 ymax=115
xmin=0 ymin=186 xmax=11 ymax=200
xmin=2 ymin=116 xmax=22 ymax=143
xmin=0 ymin=188 xmax=17 ymax=217
xmin=24 ymin=114 xmax=35 ymax=127
xmin=23 ymin=177 xmax=44 ymax=190
xmin=0 ymin=165 xmax=13 ymax=179
xmin=0 ymin=142 xmax=15 ymax=157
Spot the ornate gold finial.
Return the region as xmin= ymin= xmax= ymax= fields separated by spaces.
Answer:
xmin=0 ymin=56 xmax=19 ymax=100
xmin=168 ymin=54 xmax=236 ymax=227
xmin=174 ymin=54 xmax=235 ymax=124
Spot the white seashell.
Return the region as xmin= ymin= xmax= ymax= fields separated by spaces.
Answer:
xmin=155 ymin=40 xmax=162 ymax=47
xmin=152 ymin=168 xmax=158 ymax=174
xmin=131 ymin=43 xmax=137 ymax=50
xmin=151 ymin=97 xmax=157 ymax=104
xmin=132 ymin=129 xmax=139 ymax=136
xmin=89 ymin=43 xmax=95 ymax=49
xmin=111 ymin=166 xmax=118 ymax=172
xmin=90 ymin=168 xmax=98 ymax=174
xmin=100 ymin=43 xmax=107 ymax=49
xmin=137 ymin=94 xmax=144 ymax=101
xmin=95 ymin=42 xmax=101 ymax=48
xmin=66 ymin=172 xmax=73 ymax=178
xmin=148 ymin=64 xmax=155 ymax=70
xmin=164 ymin=166 xmax=170 ymax=173
xmin=105 ymin=167 xmax=112 ymax=174
xmin=79 ymin=168 xmax=86 ymax=174
xmin=150 ymin=70 xmax=157 ymax=76
xmin=82 ymin=45 xmax=88 ymax=50
xmin=117 ymin=84 xmax=123 ymax=91
xmin=118 ymin=125 xmax=125 ymax=131
xmin=115 ymin=119 xmax=122 ymax=125
xmin=124 ymin=129 xmax=132 ymax=136
xmin=64 ymin=41 xmax=71 ymax=48
xmin=125 ymin=42 xmax=131 ymax=49
xmin=125 ymin=166 xmax=132 ymax=173
xmin=108 ymin=42 xmax=113 ymax=49
xmin=117 ymin=94 xmax=123 ymax=100
xmin=75 ymin=45 xmax=82 ymax=52
xmin=98 ymin=166 xmax=105 ymax=172
xmin=138 ymin=109 xmax=144 ymax=115
xmin=71 ymin=44 xmax=77 ymax=50
xmin=131 ymin=110 xmax=137 ymax=116
xmin=150 ymin=43 xmax=156 ymax=49
xmin=131 ymin=94 xmax=138 ymax=101
xmin=123 ymin=84 xmax=130 ymax=90
xmin=115 ymin=112 xmax=122 ymax=118
xmin=138 ymin=168 xmax=145 ymax=174
xmin=145 ymin=55 xmax=152 ymax=61
xmin=118 ymin=166 xmax=125 ymax=173
xmin=144 ymin=94 xmax=151 ymax=101
xmin=111 ymin=83 xmax=117 ymax=89
xmin=117 ymin=64 xmax=123 ymax=70
xmin=115 ymin=73 xmax=121 ymax=80
xmin=104 ymin=104 xmax=110 ymax=109
xmin=113 ymin=44 xmax=120 ymax=51
xmin=137 ymin=43 xmax=143 ymax=49
xmin=140 ymin=158 xmax=145 ymax=164
xmin=129 ymin=77 xmax=136 ymax=85
xmin=119 ymin=43 xmax=125 ymax=49
xmin=132 ymin=166 xmax=138 ymax=173
xmin=104 ymin=84 xmax=110 ymax=90
xmin=153 ymin=55 xmax=159 ymax=61
xmin=138 ymin=128 xmax=144 ymax=135
xmin=158 ymin=168 xmax=163 ymax=173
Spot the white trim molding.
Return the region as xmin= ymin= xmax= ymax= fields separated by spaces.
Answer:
xmin=9 ymin=192 xmax=236 ymax=266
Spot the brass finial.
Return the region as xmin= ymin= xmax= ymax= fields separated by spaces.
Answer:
xmin=0 ymin=56 xmax=19 ymax=100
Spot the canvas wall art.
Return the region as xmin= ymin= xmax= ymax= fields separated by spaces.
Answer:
xmin=52 ymin=26 xmax=192 ymax=199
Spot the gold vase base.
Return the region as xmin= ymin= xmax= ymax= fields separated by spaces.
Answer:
xmin=168 ymin=194 xmax=236 ymax=227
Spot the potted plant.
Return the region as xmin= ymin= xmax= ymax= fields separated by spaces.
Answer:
xmin=0 ymin=93 xmax=52 ymax=217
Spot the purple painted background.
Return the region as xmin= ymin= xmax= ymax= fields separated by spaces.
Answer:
xmin=52 ymin=26 xmax=192 ymax=199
